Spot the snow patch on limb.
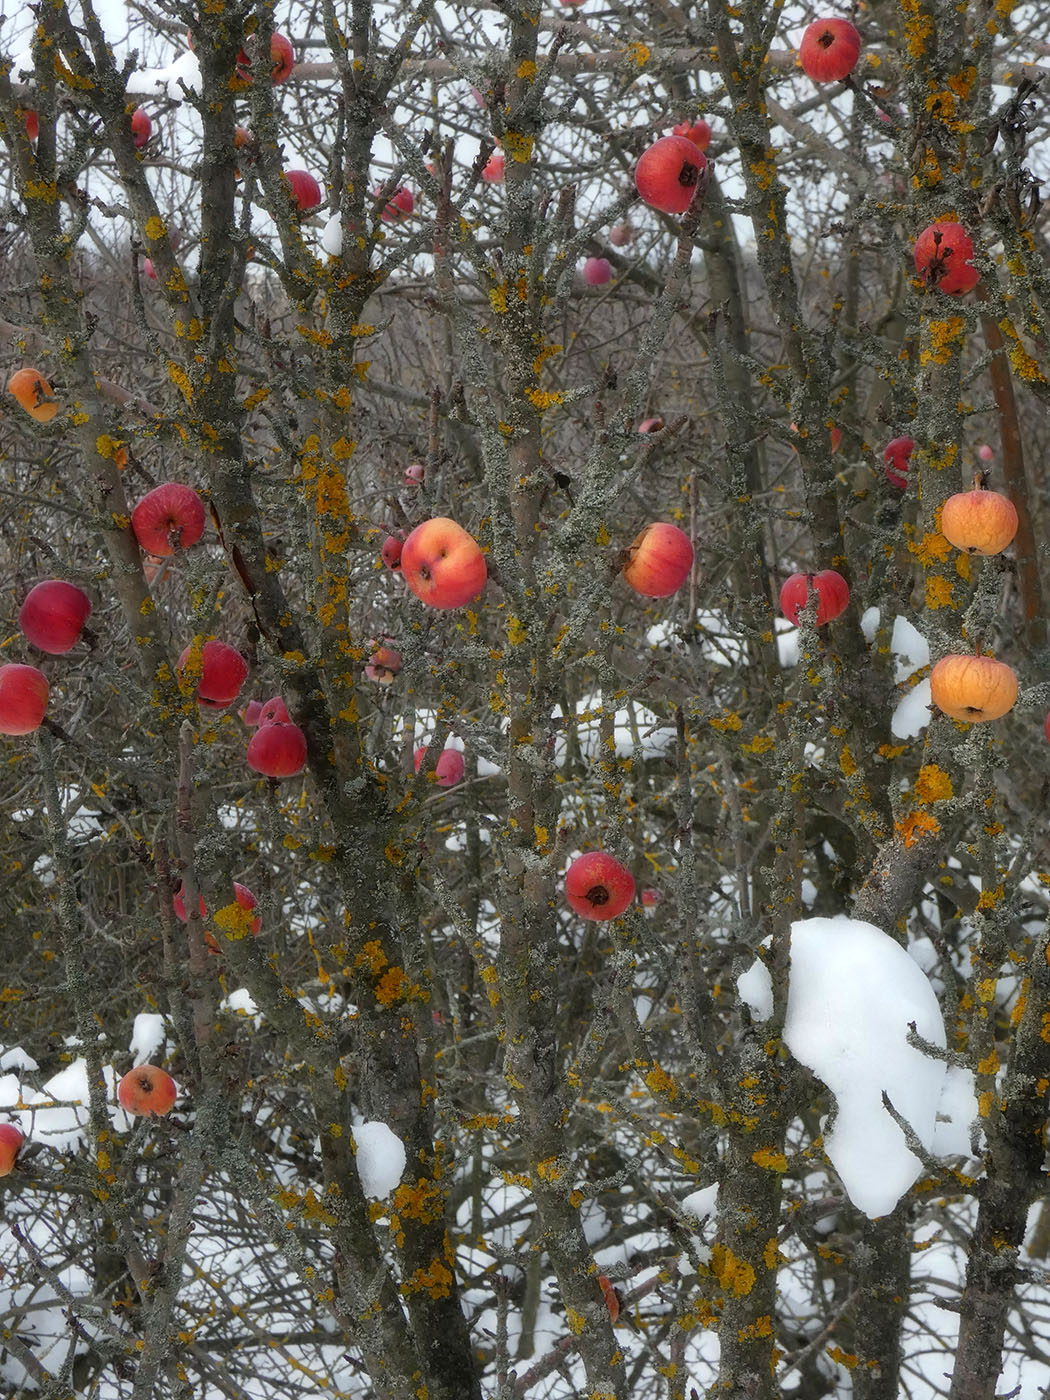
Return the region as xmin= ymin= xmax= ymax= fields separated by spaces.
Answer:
xmin=736 ymin=916 xmax=977 ymax=1218
xmin=352 ymin=1120 xmax=407 ymax=1198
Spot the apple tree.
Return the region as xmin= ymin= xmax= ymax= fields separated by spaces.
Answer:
xmin=1 ymin=0 xmax=1050 ymax=1397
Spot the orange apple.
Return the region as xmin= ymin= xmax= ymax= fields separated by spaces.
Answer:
xmin=117 ymin=1065 xmax=177 ymax=1117
xmin=401 ymin=517 xmax=487 ymax=609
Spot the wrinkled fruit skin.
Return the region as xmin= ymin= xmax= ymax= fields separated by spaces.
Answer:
xmin=634 ymin=135 xmax=707 ymax=215
xmin=914 ymin=221 xmax=978 ymax=296
xmin=565 ymin=852 xmax=636 ymax=921
xmin=622 ymin=522 xmax=694 ymax=598
xmin=19 ymin=580 xmax=91 ymax=653
xmin=779 ymin=569 xmax=850 ymax=627
xmin=132 ymin=483 xmax=206 ymax=556
xmin=798 ymin=18 xmax=861 ymax=82
xmin=883 ymin=436 xmax=915 ymax=489
xmin=0 ymin=663 xmax=49 ymax=735
xmin=930 ymin=654 xmax=1018 ymax=723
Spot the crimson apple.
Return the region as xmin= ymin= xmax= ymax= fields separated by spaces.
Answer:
xmin=246 ymin=721 xmax=307 ymax=777
xmin=174 ymin=880 xmax=261 ymax=942
xmin=117 ymin=1065 xmax=177 ymax=1117
xmin=978 ymin=443 xmax=995 ymax=462
xmin=284 ymin=169 xmax=322 ymax=212
xmin=414 ymin=746 xmax=465 ymax=787
xmin=240 ymin=699 xmax=264 ymax=726
xmin=236 ymin=32 xmax=295 ymax=82
xmin=0 ymin=663 xmax=49 ymax=735
xmin=640 ymin=888 xmax=661 ymax=908
xmin=143 ymin=257 xmax=157 ymax=280
xmin=798 ymin=18 xmax=861 ymax=82
xmin=131 ymin=107 xmax=151 ymax=148
xmin=584 ymin=257 xmax=612 ymax=285
xmin=24 ymin=109 xmax=38 ymax=141
xmin=622 ymin=522 xmax=694 ymax=598
xmin=883 ymin=436 xmax=914 ymax=489
xmin=482 ymin=153 xmax=504 ymax=183
xmin=401 ymin=517 xmax=487 ymax=610
xmin=381 ymin=186 xmax=414 ymax=221
xmin=404 ymin=463 xmax=425 ymax=485
xmin=0 ymin=1123 xmax=24 ymax=1177
xmin=176 ymin=639 xmax=249 ymax=709
xmin=565 ymin=852 xmax=635 ymax=921
xmin=19 ymin=580 xmax=91 ymax=653
xmin=634 ymin=135 xmax=706 ymax=215
xmin=914 ymin=221 xmax=978 ymax=295
xmin=608 ymin=223 xmax=632 ymax=247
xmin=672 ymin=117 xmax=711 ymax=151
xmin=382 ymin=533 xmax=404 ymax=570
xmin=131 ymin=483 xmax=206 ymax=556
xmin=779 ymin=569 xmax=850 ymax=626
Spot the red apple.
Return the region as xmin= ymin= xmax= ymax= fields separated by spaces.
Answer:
xmin=381 ymin=186 xmax=414 ymax=221
xmin=131 ymin=107 xmax=151 ymax=148
xmin=246 ymin=721 xmax=307 ymax=777
xmin=176 ymin=639 xmax=249 ymax=709
xmin=414 ymin=746 xmax=465 ymax=787
xmin=584 ymin=257 xmax=612 ymax=285
xmin=0 ymin=663 xmax=49 ymax=735
xmin=19 ymin=580 xmax=91 ymax=653
xmin=482 ymin=153 xmax=504 ymax=183
xmin=640 ymin=888 xmax=661 ymax=908
xmin=798 ymin=18 xmax=861 ymax=82
xmin=883 ymin=435 xmax=915 ymax=489
xmin=622 ymin=522 xmax=694 ymax=598
xmin=131 ymin=483 xmax=206 ymax=556
xmin=914 ymin=222 xmax=978 ymax=296
xmin=365 ymin=644 xmax=402 ymax=683
xmin=174 ymin=881 xmax=261 ymax=950
xmin=404 ymin=463 xmax=425 ymax=485
xmin=634 ymin=135 xmax=707 ymax=215
xmin=259 ymin=695 xmax=291 ymax=725
xmin=779 ymin=569 xmax=850 ymax=627
xmin=284 ymin=169 xmax=322 ymax=212
xmin=117 ymin=1065 xmax=177 ymax=1117
xmin=565 ymin=852 xmax=635 ymax=921
xmin=382 ymin=532 xmax=404 ymax=570
xmin=672 ymin=117 xmax=712 ymax=151
xmin=401 ymin=517 xmax=487 ymax=610
xmin=240 ymin=698 xmax=264 ymax=726
xmin=608 ymin=223 xmax=632 ymax=247
xmin=978 ymin=443 xmax=995 ymax=462
xmin=236 ymin=32 xmax=295 ymax=82
xmin=143 ymin=257 xmax=157 ymax=280
xmin=0 ymin=1123 xmax=25 ymax=1176
xmin=24 ymin=110 xmax=38 ymax=141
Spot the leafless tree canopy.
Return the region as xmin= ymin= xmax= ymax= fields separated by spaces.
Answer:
xmin=3 ymin=0 xmax=1050 ymax=1396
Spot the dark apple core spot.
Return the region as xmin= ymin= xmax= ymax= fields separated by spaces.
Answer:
xmin=587 ymin=884 xmax=610 ymax=906
xmin=965 ymin=706 xmax=982 ymax=714
xmin=420 ymin=564 xmax=431 ymax=580
xmin=138 ymin=1075 xmax=153 ymax=1091
xmin=678 ymin=163 xmax=700 ymax=189
xmin=819 ymin=31 xmax=833 ymax=48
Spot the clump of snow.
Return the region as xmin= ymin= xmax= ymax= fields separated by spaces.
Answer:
xmin=892 ymin=678 xmax=932 ymax=739
xmin=127 ymin=51 xmax=202 ymax=100
xmin=776 ymin=617 xmax=800 ymax=668
xmin=890 ymin=616 xmax=930 ymax=681
xmin=320 ymin=214 xmax=343 ymax=256
xmin=129 ymin=1013 xmax=167 ymax=1065
xmin=860 ymin=606 xmax=880 ymax=642
xmin=737 ymin=916 xmax=976 ymax=1218
xmin=681 ymin=1183 xmax=718 ymax=1224
xmin=352 ymin=1121 xmax=406 ymax=1199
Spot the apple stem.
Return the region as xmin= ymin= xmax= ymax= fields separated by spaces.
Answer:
xmin=974 ymin=471 xmax=987 ymax=491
